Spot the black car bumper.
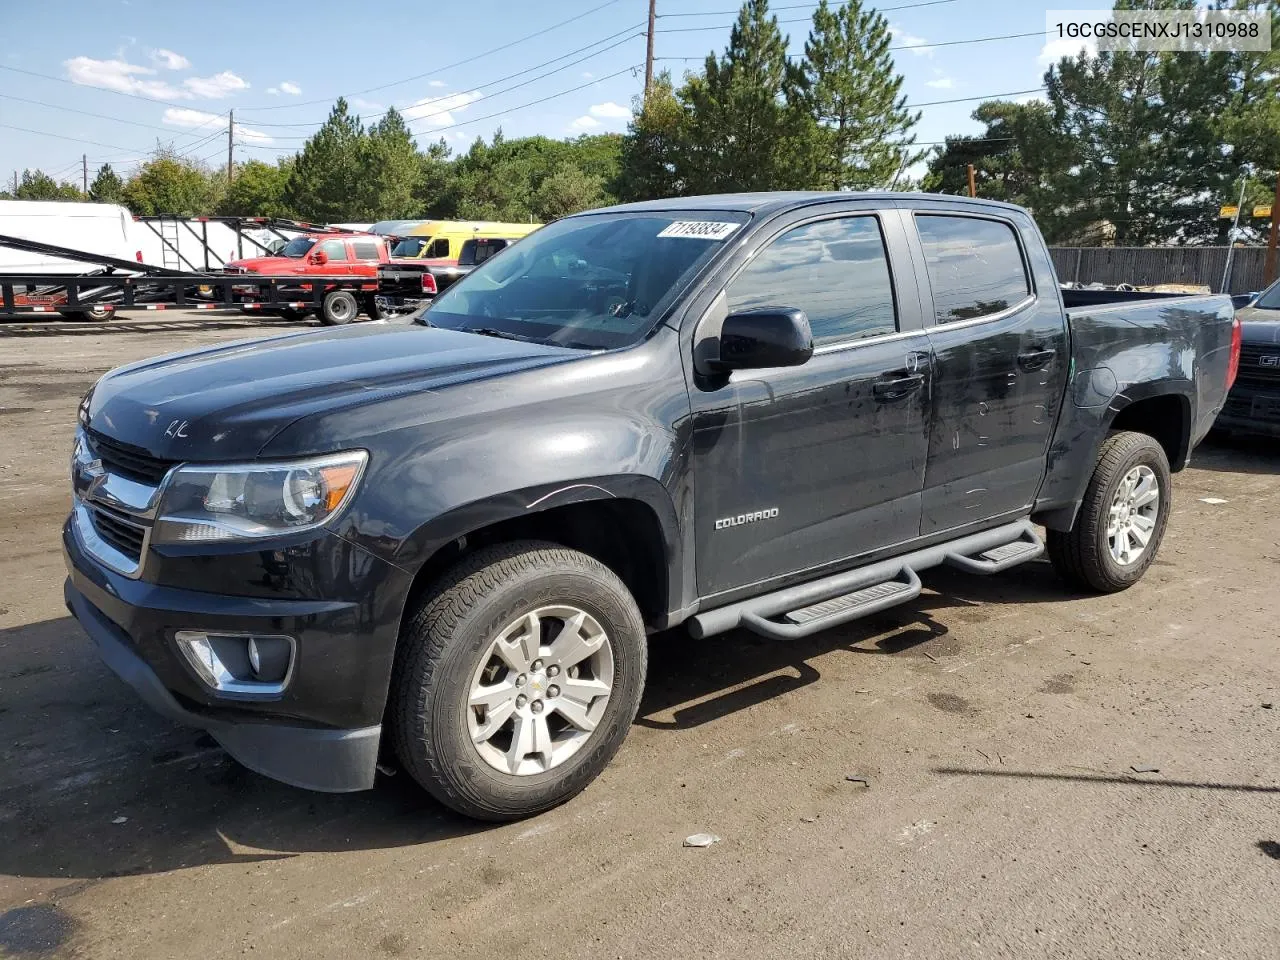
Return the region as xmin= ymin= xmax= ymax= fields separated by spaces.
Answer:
xmin=63 ymin=518 xmax=411 ymax=793
xmin=1216 ymin=382 xmax=1280 ymax=438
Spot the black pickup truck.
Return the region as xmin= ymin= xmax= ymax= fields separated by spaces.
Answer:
xmin=1216 ymin=276 xmax=1280 ymax=436
xmin=63 ymin=193 xmax=1240 ymax=821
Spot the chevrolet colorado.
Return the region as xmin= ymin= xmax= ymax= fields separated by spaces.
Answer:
xmin=63 ymin=193 xmax=1241 ymax=821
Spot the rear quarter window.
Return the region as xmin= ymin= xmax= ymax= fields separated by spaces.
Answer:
xmin=351 ymin=240 xmax=380 ymax=260
xmin=916 ymin=215 xmax=1030 ymax=324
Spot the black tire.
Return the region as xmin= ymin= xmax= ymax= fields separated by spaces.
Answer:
xmin=279 ymin=307 xmax=311 ymax=322
xmin=320 ymin=290 xmax=358 ymax=325
xmin=390 ymin=540 xmax=647 ymax=821
xmin=58 ymin=305 xmax=112 ymax=322
xmin=1047 ymin=430 xmax=1172 ymax=593
xmin=363 ymin=296 xmax=391 ymax=321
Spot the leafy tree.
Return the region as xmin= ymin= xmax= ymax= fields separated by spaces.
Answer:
xmin=678 ymin=0 xmax=809 ymax=192
xmin=616 ymin=72 xmax=688 ymax=201
xmin=924 ymin=101 xmax=1061 ymax=211
xmin=284 ymin=98 xmax=368 ymax=221
xmin=219 ymin=159 xmax=293 ymax=217
xmin=533 ymin=161 xmax=607 ymax=220
xmin=88 ymin=164 xmax=125 ymax=204
xmin=798 ymin=0 xmax=922 ymax=190
xmin=120 ymin=150 xmax=216 ymax=216
xmin=360 ymin=107 xmax=420 ymax=219
xmin=14 ymin=169 xmax=84 ymax=202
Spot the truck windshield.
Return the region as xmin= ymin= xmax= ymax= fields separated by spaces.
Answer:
xmin=1254 ymin=280 xmax=1280 ymax=310
xmin=392 ymin=237 xmax=427 ymax=258
xmin=420 ymin=211 xmax=747 ymax=349
xmin=280 ymin=238 xmax=316 ymax=258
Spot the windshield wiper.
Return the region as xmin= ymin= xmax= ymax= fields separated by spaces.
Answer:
xmin=464 ymin=326 xmax=551 ymax=345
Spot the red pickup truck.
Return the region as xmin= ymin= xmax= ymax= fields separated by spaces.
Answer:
xmin=225 ymin=233 xmax=393 ymax=323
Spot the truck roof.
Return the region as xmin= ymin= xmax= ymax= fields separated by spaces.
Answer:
xmin=593 ymin=191 xmax=1028 ymax=217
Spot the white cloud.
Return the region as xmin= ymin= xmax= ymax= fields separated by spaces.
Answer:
xmin=163 ymin=107 xmax=272 ymax=144
xmin=403 ymin=90 xmax=482 ymax=127
xmin=151 ymin=48 xmax=189 ymax=70
xmin=279 ymin=80 xmax=301 ymax=95
xmin=64 ymin=56 xmax=188 ymax=99
xmin=350 ymin=97 xmax=384 ymax=111
xmin=1038 ymin=33 xmax=1097 ymax=67
xmin=889 ymin=24 xmax=934 ymax=56
xmin=569 ymin=115 xmax=601 ymax=131
xmin=582 ymin=71 xmax=594 ymax=79
xmin=588 ymin=101 xmax=631 ymax=120
xmin=183 ymin=70 xmax=249 ymax=98
xmin=925 ymin=76 xmax=954 ymax=89
xmin=428 ymin=79 xmax=446 ymax=88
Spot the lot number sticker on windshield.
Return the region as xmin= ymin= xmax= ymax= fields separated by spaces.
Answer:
xmin=657 ymin=221 xmax=740 ymax=241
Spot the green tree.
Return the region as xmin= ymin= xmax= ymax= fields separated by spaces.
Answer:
xmin=120 ymin=150 xmax=216 ymax=215
xmin=284 ymin=98 xmax=368 ymax=221
xmin=616 ymin=72 xmax=688 ymax=201
xmin=219 ymin=159 xmax=293 ymax=217
xmin=87 ymin=163 xmax=125 ymax=204
xmin=361 ymin=107 xmax=420 ymax=219
xmin=532 ymin=161 xmax=607 ymax=220
xmin=14 ymin=169 xmax=84 ymax=201
xmin=412 ymin=138 xmax=460 ymax=217
xmin=678 ymin=0 xmax=810 ymax=192
xmin=798 ymin=0 xmax=921 ymax=190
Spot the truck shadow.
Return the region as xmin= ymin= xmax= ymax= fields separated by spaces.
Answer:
xmin=1192 ymin=433 xmax=1280 ymax=475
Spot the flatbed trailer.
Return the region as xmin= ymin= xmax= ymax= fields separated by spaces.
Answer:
xmin=0 ymin=233 xmax=396 ymax=324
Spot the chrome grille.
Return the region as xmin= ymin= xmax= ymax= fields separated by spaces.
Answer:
xmin=1236 ymin=344 xmax=1280 ymax=386
xmin=88 ymin=503 xmax=146 ymax=563
xmin=87 ymin=429 xmax=175 ymax=485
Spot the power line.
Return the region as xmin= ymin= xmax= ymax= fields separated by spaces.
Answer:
xmin=253 ymin=26 xmax=645 ymax=137
xmin=656 ymin=29 xmax=1044 ymax=53
xmin=0 ymin=92 xmax=227 ymax=144
xmin=910 ymin=86 xmax=1044 ymax=108
xmin=0 ymin=62 xmax=204 ymax=111
xmin=0 ymin=121 xmax=139 ymax=154
xmin=658 ymin=0 xmax=958 ymax=16
xmin=240 ymin=0 xmax=632 ymax=112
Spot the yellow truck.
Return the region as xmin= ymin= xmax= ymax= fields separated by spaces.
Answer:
xmin=388 ymin=220 xmax=541 ymax=262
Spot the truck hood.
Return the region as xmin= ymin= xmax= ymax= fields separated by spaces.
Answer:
xmin=226 ymin=256 xmax=302 ymax=273
xmin=1237 ymin=305 xmax=1280 ymax=343
xmin=86 ymin=325 xmax=579 ymax=461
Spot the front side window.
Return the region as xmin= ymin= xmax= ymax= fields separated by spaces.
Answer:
xmin=424 ymin=211 xmax=747 ymax=350
xmin=727 ymin=216 xmax=897 ymax=345
xmin=1254 ymin=278 xmax=1280 ymax=310
xmin=916 ymin=215 xmax=1030 ymax=323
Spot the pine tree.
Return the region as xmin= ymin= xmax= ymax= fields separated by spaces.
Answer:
xmin=88 ymin=163 xmax=124 ymax=204
xmin=361 ymin=107 xmax=420 ymax=219
xmin=679 ymin=0 xmax=809 ymax=192
xmin=799 ymin=0 xmax=922 ymax=190
xmin=284 ymin=98 xmax=368 ymax=221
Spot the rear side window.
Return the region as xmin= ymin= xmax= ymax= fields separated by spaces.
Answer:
xmin=727 ymin=216 xmax=897 ymax=346
xmin=461 ymin=238 xmax=507 ymax=266
xmin=425 ymin=238 xmax=451 ymax=259
xmin=351 ymin=240 xmax=380 ymax=260
xmin=318 ymin=239 xmax=347 ymax=261
xmin=916 ymin=215 xmax=1030 ymax=323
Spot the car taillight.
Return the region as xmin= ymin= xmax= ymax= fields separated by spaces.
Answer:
xmin=1226 ymin=314 xmax=1242 ymax=391
xmin=136 ymin=250 xmax=143 ymax=262
xmin=421 ymin=272 xmax=438 ymax=295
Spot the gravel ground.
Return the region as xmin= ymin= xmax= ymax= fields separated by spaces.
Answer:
xmin=1 ymin=313 xmax=1278 ymax=959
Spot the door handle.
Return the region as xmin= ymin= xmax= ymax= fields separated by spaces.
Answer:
xmin=1018 ymin=348 xmax=1055 ymax=371
xmin=873 ymin=373 xmax=925 ymax=402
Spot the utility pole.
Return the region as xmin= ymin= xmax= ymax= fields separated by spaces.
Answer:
xmin=11 ymin=171 xmax=17 ymax=195
xmin=1221 ymin=176 xmax=1248 ymax=294
xmin=1265 ymin=169 xmax=1280 ymax=287
xmin=967 ymin=163 xmax=977 ymax=198
xmin=82 ymin=154 xmax=88 ymax=194
xmin=227 ymin=109 xmax=235 ymax=187
xmin=645 ymin=0 xmax=656 ymax=96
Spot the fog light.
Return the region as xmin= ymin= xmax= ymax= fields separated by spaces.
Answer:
xmin=175 ymin=630 xmax=295 ymax=696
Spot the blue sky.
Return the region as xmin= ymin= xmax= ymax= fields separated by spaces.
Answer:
xmin=0 ymin=0 xmax=1109 ymax=186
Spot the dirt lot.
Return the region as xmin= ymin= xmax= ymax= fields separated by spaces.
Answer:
xmin=1 ymin=313 xmax=1278 ymax=959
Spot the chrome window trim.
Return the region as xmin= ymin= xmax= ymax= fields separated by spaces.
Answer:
xmin=812 ymin=327 xmax=931 ymax=357
xmin=926 ymin=293 xmax=1040 ymax=332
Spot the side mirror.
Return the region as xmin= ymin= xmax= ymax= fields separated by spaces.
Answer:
xmin=309 ymin=250 xmax=329 ymax=266
xmin=713 ymin=307 xmax=813 ymax=371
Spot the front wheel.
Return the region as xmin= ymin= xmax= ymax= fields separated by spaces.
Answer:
xmin=390 ymin=541 xmax=647 ymax=821
xmin=1047 ymin=430 xmax=1172 ymax=592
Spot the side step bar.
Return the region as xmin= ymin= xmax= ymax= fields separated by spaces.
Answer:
xmin=689 ymin=520 xmax=1044 ymax=641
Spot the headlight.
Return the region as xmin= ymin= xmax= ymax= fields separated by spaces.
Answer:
xmin=151 ymin=450 xmax=368 ymax=545
xmin=77 ymin=387 xmax=94 ymax=430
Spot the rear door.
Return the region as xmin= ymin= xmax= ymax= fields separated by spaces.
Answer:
xmin=908 ymin=208 xmax=1068 ymax=534
xmin=688 ymin=206 xmax=934 ymax=599
xmin=349 ymin=238 xmax=382 ymax=277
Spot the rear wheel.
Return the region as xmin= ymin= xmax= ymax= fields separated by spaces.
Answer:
xmin=58 ymin=305 xmax=112 ymax=322
xmin=1047 ymin=430 xmax=1171 ymax=593
xmin=320 ymin=290 xmax=358 ymax=326
xmin=364 ymin=296 xmax=391 ymax=321
xmin=390 ymin=541 xmax=647 ymax=821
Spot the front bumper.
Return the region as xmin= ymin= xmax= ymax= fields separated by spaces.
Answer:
xmin=63 ymin=516 xmax=410 ymax=793
xmin=1216 ymin=382 xmax=1280 ymax=438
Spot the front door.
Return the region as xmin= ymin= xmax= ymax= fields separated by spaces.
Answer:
xmin=690 ymin=210 xmax=933 ymax=599
xmin=910 ymin=211 xmax=1069 ymax=534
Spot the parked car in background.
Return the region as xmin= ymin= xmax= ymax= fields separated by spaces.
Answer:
xmin=390 ymin=220 xmax=541 ymax=262
xmin=1216 ymin=277 xmax=1280 ymax=437
xmin=64 ymin=192 xmax=1239 ymax=822
xmin=377 ymin=235 xmax=526 ymax=312
xmin=225 ymin=233 xmax=393 ymax=324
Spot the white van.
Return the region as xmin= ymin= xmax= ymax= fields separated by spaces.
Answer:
xmin=0 ymin=200 xmax=137 ymax=274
